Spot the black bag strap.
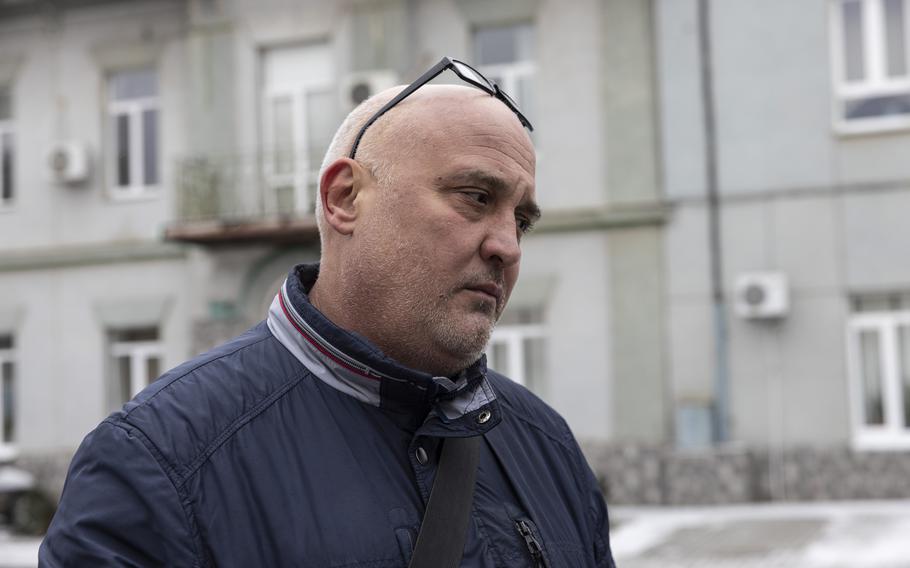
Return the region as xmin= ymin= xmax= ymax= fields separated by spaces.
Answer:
xmin=408 ymin=435 xmax=481 ymax=568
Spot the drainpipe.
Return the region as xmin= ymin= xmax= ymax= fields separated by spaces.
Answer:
xmin=697 ymin=0 xmax=730 ymax=444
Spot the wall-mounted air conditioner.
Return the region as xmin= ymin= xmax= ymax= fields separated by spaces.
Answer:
xmin=340 ymin=70 xmax=399 ymax=110
xmin=48 ymin=142 xmax=91 ymax=185
xmin=734 ymin=272 xmax=789 ymax=320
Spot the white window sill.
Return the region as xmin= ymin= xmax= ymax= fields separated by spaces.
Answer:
xmin=834 ymin=117 xmax=910 ymax=137
xmin=107 ymin=187 xmax=161 ymax=203
xmin=852 ymin=431 xmax=910 ymax=451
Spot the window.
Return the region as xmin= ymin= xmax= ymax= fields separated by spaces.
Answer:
xmin=485 ymin=308 xmax=546 ymax=391
xmin=0 ymin=334 xmax=15 ymax=445
xmin=473 ymin=22 xmax=536 ymax=124
xmin=0 ymin=86 xmax=13 ymax=207
xmin=107 ymin=68 xmax=160 ymax=197
xmin=847 ymin=293 xmax=910 ymax=449
xmin=831 ymin=0 xmax=910 ymax=132
xmin=107 ymin=327 xmax=162 ymax=412
xmin=261 ymin=43 xmax=337 ymax=215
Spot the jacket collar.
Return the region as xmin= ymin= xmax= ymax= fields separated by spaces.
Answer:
xmin=266 ymin=264 xmax=500 ymax=435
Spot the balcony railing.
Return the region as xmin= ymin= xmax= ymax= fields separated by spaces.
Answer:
xmin=165 ymin=153 xmax=321 ymax=244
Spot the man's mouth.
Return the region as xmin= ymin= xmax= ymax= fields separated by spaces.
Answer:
xmin=464 ymin=283 xmax=503 ymax=305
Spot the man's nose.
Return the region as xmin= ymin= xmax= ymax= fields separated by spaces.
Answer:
xmin=480 ymin=216 xmax=522 ymax=267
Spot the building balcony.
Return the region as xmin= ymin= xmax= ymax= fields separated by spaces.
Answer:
xmin=164 ymin=154 xmax=321 ymax=246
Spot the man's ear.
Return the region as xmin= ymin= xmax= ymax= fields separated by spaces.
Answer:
xmin=319 ymin=158 xmax=371 ymax=236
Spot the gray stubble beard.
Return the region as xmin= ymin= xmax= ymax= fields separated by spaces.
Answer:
xmin=420 ymin=291 xmax=499 ymax=375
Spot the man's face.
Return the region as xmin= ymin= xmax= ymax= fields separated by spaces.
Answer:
xmin=351 ymin=96 xmax=537 ymax=375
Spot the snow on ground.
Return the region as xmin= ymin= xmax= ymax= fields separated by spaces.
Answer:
xmin=611 ymin=500 xmax=910 ymax=568
xmin=0 ymin=530 xmax=40 ymax=568
xmin=802 ymin=513 xmax=910 ymax=567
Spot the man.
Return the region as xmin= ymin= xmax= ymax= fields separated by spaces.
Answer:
xmin=41 ymin=58 xmax=615 ymax=567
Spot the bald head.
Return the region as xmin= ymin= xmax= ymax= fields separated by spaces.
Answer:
xmin=315 ymin=85 xmax=534 ymax=245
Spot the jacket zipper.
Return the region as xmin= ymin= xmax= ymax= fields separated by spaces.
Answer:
xmin=516 ymin=519 xmax=549 ymax=568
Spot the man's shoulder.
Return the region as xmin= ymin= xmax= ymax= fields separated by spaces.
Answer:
xmin=485 ymin=369 xmax=574 ymax=447
xmin=107 ymin=321 xmax=308 ymax=473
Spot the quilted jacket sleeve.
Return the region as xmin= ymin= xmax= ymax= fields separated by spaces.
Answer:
xmin=583 ymin=458 xmax=616 ymax=568
xmin=39 ymin=420 xmax=198 ymax=567
xmin=563 ymin=424 xmax=616 ymax=568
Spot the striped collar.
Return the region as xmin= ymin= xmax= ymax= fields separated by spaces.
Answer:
xmin=266 ymin=264 xmax=500 ymax=434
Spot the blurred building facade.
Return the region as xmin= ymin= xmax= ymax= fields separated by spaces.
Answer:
xmin=0 ymin=0 xmax=907 ymax=505
xmin=647 ymin=0 xmax=910 ymax=503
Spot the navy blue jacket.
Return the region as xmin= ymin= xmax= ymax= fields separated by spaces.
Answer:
xmin=41 ymin=265 xmax=614 ymax=567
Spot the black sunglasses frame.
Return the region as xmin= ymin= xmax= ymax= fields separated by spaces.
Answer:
xmin=348 ymin=56 xmax=534 ymax=159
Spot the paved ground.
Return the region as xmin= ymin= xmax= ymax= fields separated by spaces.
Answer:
xmin=3 ymin=500 xmax=909 ymax=567
xmin=611 ymin=500 xmax=910 ymax=568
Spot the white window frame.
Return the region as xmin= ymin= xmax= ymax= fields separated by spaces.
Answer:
xmin=830 ymin=0 xmax=910 ymax=133
xmin=0 ymin=112 xmax=13 ymax=209
xmin=107 ymin=70 xmax=160 ymax=200
xmin=110 ymin=334 xmax=163 ymax=403
xmin=0 ymin=336 xmax=15 ymax=448
xmin=473 ymin=24 xmax=536 ymax=117
xmin=262 ymin=83 xmax=333 ymax=215
xmin=846 ymin=310 xmax=910 ymax=450
xmin=476 ymin=60 xmax=536 ymax=106
xmin=485 ymin=323 xmax=546 ymax=387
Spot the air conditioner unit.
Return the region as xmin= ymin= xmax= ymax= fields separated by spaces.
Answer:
xmin=48 ymin=141 xmax=91 ymax=185
xmin=340 ymin=70 xmax=399 ymax=110
xmin=734 ymin=272 xmax=789 ymax=320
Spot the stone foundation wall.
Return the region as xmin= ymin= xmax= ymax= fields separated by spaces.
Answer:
xmin=581 ymin=442 xmax=910 ymax=505
xmin=778 ymin=447 xmax=910 ymax=500
xmin=662 ymin=450 xmax=758 ymax=505
xmin=16 ymin=450 xmax=75 ymax=502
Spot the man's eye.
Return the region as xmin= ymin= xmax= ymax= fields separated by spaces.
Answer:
xmin=517 ymin=217 xmax=533 ymax=234
xmin=463 ymin=191 xmax=489 ymax=205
